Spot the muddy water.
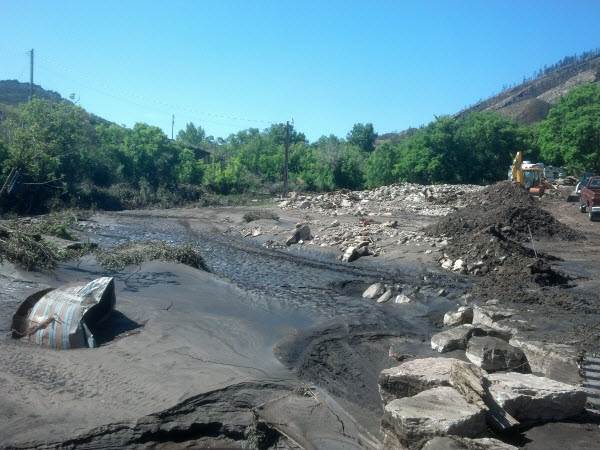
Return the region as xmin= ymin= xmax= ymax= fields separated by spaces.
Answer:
xmin=75 ymin=214 xmax=464 ymax=436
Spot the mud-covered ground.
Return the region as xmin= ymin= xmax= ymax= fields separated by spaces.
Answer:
xmin=1 ymin=184 xmax=600 ymax=449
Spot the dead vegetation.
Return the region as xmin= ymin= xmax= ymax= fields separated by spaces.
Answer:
xmin=0 ymin=224 xmax=61 ymax=270
xmin=96 ymin=241 xmax=207 ymax=271
xmin=0 ymin=211 xmax=95 ymax=271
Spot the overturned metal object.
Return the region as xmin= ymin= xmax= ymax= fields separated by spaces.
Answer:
xmin=11 ymin=277 xmax=116 ymax=349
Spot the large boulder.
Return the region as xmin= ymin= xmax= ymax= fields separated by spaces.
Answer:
xmin=488 ymin=372 xmax=587 ymax=423
xmin=431 ymin=325 xmax=475 ymax=353
xmin=378 ymin=358 xmax=460 ymax=403
xmin=466 ymin=336 xmax=529 ymax=372
xmin=508 ymin=338 xmax=582 ymax=385
xmin=382 ymin=386 xmax=487 ymax=449
xmin=443 ymin=307 xmax=473 ymax=327
xmin=422 ymin=436 xmax=517 ymax=450
xmin=285 ymin=224 xmax=312 ymax=246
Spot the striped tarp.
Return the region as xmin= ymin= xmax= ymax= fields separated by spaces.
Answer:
xmin=12 ymin=277 xmax=116 ymax=350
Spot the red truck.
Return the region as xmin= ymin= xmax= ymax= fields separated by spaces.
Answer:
xmin=580 ymin=176 xmax=600 ymax=220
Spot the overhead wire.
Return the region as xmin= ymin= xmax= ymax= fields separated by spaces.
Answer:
xmin=35 ymin=53 xmax=280 ymax=126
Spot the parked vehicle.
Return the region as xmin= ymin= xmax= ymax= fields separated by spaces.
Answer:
xmin=575 ymin=172 xmax=594 ymax=196
xmin=579 ymin=176 xmax=600 ymax=220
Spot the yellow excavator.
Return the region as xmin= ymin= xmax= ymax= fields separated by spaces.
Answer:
xmin=511 ymin=151 xmax=545 ymax=196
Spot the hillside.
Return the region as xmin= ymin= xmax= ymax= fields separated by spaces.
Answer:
xmin=458 ymin=51 xmax=600 ymax=124
xmin=0 ymin=79 xmax=64 ymax=105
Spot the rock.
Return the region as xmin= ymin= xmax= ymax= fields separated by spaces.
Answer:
xmin=285 ymin=224 xmax=312 ymax=246
xmin=382 ymin=387 xmax=487 ymax=449
xmin=394 ymin=293 xmax=413 ymax=304
xmin=488 ymin=372 xmax=587 ymax=422
xmin=469 ymin=324 xmax=511 ymax=341
xmin=472 ymin=305 xmax=514 ymax=326
xmin=452 ymin=259 xmax=465 ymax=272
xmin=330 ymin=219 xmax=340 ymax=227
xmin=342 ymin=244 xmax=372 ymax=262
xmin=431 ymin=325 xmax=475 ymax=353
xmin=472 ymin=305 xmax=522 ymax=336
xmin=298 ymin=200 xmax=311 ymax=209
xmin=383 ymin=220 xmax=398 ymax=228
xmin=362 ymin=283 xmax=385 ymax=299
xmin=466 ymin=336 xmax=528 ymax=372
xmin=378 ymin=358 xmax=460 ymax=403
xmin=422 ymin=436 xmax=518 ymax=450
xmin=449 ymin=360 xmax=519 ymax=432
xmin=341 ymin=199 xmax=353 ymax=207
xmin=508 ymin=338 xmax=582 ymax=385
xmin=440 ymin=258 xmax=453 ymax=270
xmin=443 ymin=307 xmax=473 ymax=326
xmin=377 ymin=289 xmax=394 ymax=304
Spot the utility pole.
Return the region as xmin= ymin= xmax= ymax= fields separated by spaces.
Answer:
xmin=29 ymin=49 xmax=34 ymax=101
xmin=283 ymin=121 xmax=290 ymax=196
xmin=171 ymin=114 xmax=175 ymax=140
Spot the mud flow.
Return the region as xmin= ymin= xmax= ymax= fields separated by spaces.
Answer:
xmin=2 ymin=182 xmax=600 ymax=449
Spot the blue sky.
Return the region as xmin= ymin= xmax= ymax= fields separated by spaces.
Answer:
xmin=1 ymin=1 xmax=599 ymax=141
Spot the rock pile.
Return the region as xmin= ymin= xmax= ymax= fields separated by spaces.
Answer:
xmin=279 ymin=183 xmax=482 ymax=218
xmin=362 ymin=282 xmax=415 ymax=304
xmin=378 ymin=354 xmax=586 ymax=449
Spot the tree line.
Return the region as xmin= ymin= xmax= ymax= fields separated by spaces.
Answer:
xmin=0 ymin=83 xmax=599 ymax=213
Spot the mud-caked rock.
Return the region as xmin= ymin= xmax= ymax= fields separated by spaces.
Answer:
xmin=472 ymin=305 xmax=524 ymax=335
xmin=422 ymin=436 xmax=518 ymax=450
xmin=488 ymin=372 xmax=587 ymax=422
xmin=466 ymin=336 xmax=528 ymax=372
xmin=443 ymin=306 xmax=473 ymax=326
xmin=285 ymin=224 xmax=312 ymax=246
xmin=342 ymin=243 xmax=372 ymax=262
xmin=362 ymin=282 xmax=385 ymax=299
xmin=508 ymin=338 xmax=582 ymax=385
xmin=382 ymin=386 xmax=487 ymax=449
xmin=431 ymin=325 xmax=475 ymax=353
xmin=377 ymin=289 xmax=394 ymax=303
xmin=378 ymin=357 xmax=460 ymax=403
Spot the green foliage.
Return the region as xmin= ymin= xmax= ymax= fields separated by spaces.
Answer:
xmin=347 ymin=123 xmax=377 ymax=152
xmin=366 ymin=112 xmax=532 ymax=187
xmin=538 ymin=83 xmax=600 ymax=173
xmin=0 ymin=85 xmax=598 ymax=213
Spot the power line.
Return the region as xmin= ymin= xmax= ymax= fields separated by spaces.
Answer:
xmin=35 ymin=53 xmax=277 ymax=125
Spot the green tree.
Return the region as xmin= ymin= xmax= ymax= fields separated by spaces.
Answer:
xmin=538 ymin=83 xmax=600 ymax=173
xmin=176 ymin=122 xmax=206 ymax=146
xmin=347 ymin=123 xmax=377 ymax=152
xmin=365 ymin=142 xmax=399 ymax=187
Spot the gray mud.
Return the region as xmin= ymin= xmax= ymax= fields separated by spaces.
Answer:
xmin=3 ymin=207 xmax=597 ymax=449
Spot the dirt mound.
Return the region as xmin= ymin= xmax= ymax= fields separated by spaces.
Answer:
xmin=426 ymin=181 xmax=582 ymax=242
xmin=424 ymin=182 xmax=577 ymax=293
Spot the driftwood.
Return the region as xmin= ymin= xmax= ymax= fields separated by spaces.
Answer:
xmin=450 ymin=360 xmax=519 ymax=431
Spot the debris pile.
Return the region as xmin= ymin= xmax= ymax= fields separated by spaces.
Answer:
xmin=279 ymin=183 xmax=483 ymax=217
xmin=425 ymin=182 xmax=582 ymax=279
